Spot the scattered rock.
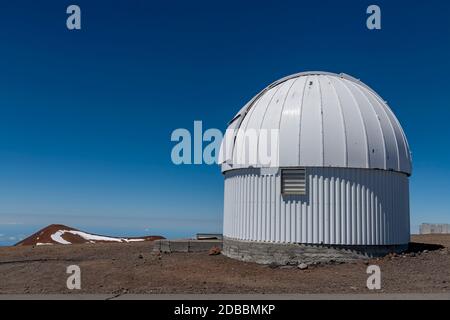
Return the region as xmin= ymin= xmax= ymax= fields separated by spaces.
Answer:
xmin=409 ymin=252 xmax=416 ymax=257
xmin=298 ymin=263 xmax=308 ymax=270
xmin=208 ymin=246 xmax=221 ymax=255
xmin=423 ymin=250 xmax=429 ymax=253
xmin=138 ymin=254 xmax=144 ymax=259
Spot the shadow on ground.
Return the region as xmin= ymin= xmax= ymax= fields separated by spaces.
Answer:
xmin=407 ymin=242 xmax=444 ymax=253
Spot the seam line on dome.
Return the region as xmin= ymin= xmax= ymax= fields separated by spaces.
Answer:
xmin=276 ymin=78 xmax=300 ymax=127
xmin=276 ymin=77 xmax=301 ymax=162
xmin=324 ymin=75 xmax=348 ymax=167
xmin=340 ymin=79 xmax=370 ymax=169
xmin=255 ymin=84 xmax=283 ymax=166
xmin=350 ymin=81 xmax=387 ymax=171
xmin=230 ymin=84 xmax=274 ymax=142
xmin=381 ymin=101 xmax=411 ymax=174
xmin=298 ymin=76 xmax=310 ymax=166
xmin=317 ymin=76 xmax=325 ymax=167
xmin=357 ymin=89 xmax=390 ymax=171
xmin=365 ymin=89 xmax=401 ymax=173
xmin=234 ymin=89 xmax=270 ymax=165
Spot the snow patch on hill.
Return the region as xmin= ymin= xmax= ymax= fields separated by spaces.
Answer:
xmin=49 ymin=229 xmax=146 ymax=244
xmin=14 ymin=224 xmax=164 ymax=246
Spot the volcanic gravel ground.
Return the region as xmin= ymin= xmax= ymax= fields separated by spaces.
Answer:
xmin=0 ymin=235 xmax=449 ymax=294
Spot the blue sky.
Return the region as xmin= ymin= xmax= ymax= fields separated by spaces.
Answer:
xmin=0 ymin=0 xmax=449 ymax=245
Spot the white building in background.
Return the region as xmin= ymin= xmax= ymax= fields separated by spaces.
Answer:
xmin=420 ymin=224 xmax=450 ymax=234
xmin=219 ymin=71 xmax=412 ymax=264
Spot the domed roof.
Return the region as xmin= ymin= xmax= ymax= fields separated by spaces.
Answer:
xmin=219 ymin=71 xmax=412 ymax=175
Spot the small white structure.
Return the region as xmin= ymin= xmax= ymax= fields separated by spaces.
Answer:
xmin=219 ymin=72 xmax=412 ymax=263
xmin=420 ymin=224 xmax=450 ymax=234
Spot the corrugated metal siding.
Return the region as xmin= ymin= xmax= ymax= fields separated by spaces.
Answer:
xmin=223 ymin=167 xmax=410 ymax=245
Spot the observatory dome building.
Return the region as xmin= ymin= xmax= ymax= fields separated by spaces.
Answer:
xmin=219 ymin=71 xmax=412 ymax=264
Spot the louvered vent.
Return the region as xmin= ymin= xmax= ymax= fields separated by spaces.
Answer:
xmin=281 ymin=169 xmax=306 ymax=195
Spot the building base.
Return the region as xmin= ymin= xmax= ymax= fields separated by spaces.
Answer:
xmin=223 ymin=237 xmax=408 ymax=265
xmin=153 ymin=239 xmax=222 ymax=253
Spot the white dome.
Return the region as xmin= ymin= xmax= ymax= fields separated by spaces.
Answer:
xmin=220 ymin=71 xmax=412 ymax=175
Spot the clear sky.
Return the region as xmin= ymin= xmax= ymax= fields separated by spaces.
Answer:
xmin=0 ymin=0 xmax=449 ymax=245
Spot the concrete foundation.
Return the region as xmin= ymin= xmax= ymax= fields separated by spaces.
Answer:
xmin=223 ymin=237 xmax=408 ymax=265
xmin=153 ymin=239 xmax=222 ymax=253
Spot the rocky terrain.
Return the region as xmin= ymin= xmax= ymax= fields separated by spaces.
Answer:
xmin=0 ymin=234 xmax=449 ymax=294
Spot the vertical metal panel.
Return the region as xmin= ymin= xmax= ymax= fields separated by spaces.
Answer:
xmin=345 ymin=80 xmax=386 ymax=169
xmin=275 ymin=171 xmax=281 ymax=242
xmin=359 ymin=90 xmax=399 ymax=172
xmin=319 ymin=76 xmax=347 ymax=167
xmin=299 ymin=78 xmax=323 ymax=166
xmin=279 ymin=77 xmax=307 ymax=166
xmin=325 ymin=77 xmax=369 ymax=168
xmin=335 ymin=176 xmax=340 ymax=244
xmin=223 ymin=167 xmax=410 ymax=245
xmin=324 ymin=176 xmax=330 ymax=244
xmin=233 ymin=87 xmax=277 ymax=167
xmin=270 ymin=174 xmax=275 ymax=242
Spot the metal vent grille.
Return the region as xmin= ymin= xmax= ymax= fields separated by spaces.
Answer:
xmin=281 ymin=169 xmax=306 ymax=195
